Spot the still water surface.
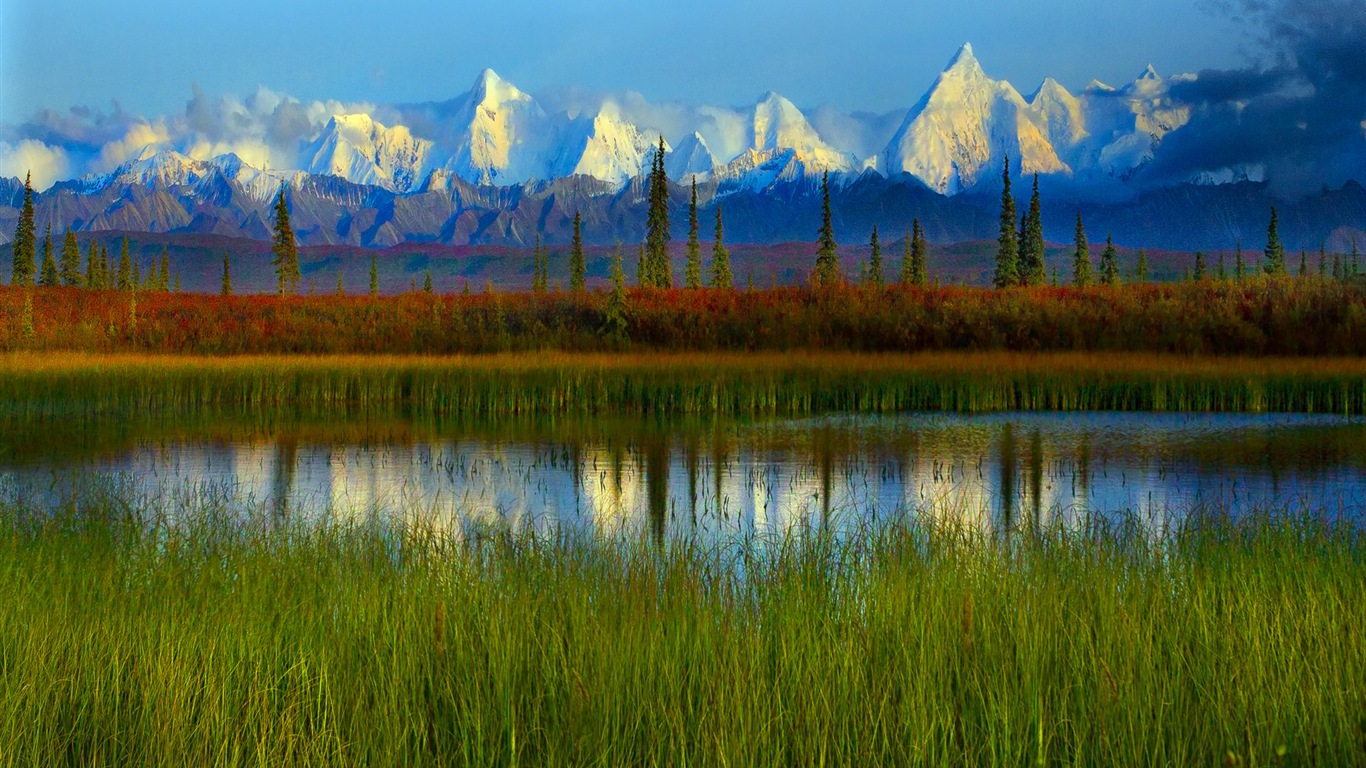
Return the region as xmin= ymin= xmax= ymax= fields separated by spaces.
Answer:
xmin=4 ymin=412 xmax=1363 ymax=542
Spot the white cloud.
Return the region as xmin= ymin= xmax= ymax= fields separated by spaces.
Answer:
xmin=0 ymin=140 xmax=72 ymax=189
xmin=95 ymin=120 xmax=172 ymax=173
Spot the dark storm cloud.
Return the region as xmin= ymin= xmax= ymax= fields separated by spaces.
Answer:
xmin=1142 ymin=0 xmax=1366 ymax=194
xmin=3 ymin=103 xmax=141 ymax=154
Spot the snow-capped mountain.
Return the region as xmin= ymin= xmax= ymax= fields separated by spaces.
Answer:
xmin=665 ymin=132 xmax=717 ymax=180
xmin=880 ymin=43 xmax=1066 ymax=194
xmin=442 ymin=69 xmax=547 ymax=185
xmin=63 ymin=45 xmax=1214 ymax=199
xmin=303 ymin=114 xmax=434 ymax=193
xmin=546 ymin=103 xmax=662 ymax=186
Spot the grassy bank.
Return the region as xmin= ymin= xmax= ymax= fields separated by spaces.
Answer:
xmin=3 ymin=351 xmax=1366 ymax=420
xmin=0 ymin=493 xmax=1362 ymax=766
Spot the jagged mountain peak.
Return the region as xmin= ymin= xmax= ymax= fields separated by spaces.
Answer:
xmin=1138 ymin=64 xmax=1162 ymax=81
xmin=470 ymin=68 xmax=532 ymax=108
xmin=944 ymin=42 xmax=982 ymax=74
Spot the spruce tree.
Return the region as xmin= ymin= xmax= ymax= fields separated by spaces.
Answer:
xmin=1319 ymin=242 xmax=1328 ymax=277
xmin=1263 ymin=207 xmax=1286 ymax=275
xmin=1352 ymin=238 xmax=1360 ymax=277
xmin=1235 ymin=241 xmax=1245 ymax=281
xmin=866 ymin=225 xmax=883 ymax=287
xmin=271 ymin=187 xmax=300 ymax=294
xmin=1134 ymin=248 xmax=1148 ymax=283
xmin=221 ymin=252 xmax=233 ymax=296
xmin=569 ymin=211 xmax=586 ymax=292
xmin=9 ymin=172 xmax=36 ymax=287
xmin=812 ymin=172 xmax=840 ymax=287
xmin=644 ymin=136 xmax=671 ymax=288
xmin=370 ymin=254 xmax=379 ymax=297
xmin=424 ymin=270 xmax=434 ymax=294
xmin=602 ymin=242 xmax=628 ymax=341
xmin=1333 ymin=252 xmax=1343 ymax=281
xmin=636 ymin=244 xmax=647 ymax=287
xmin=100 ymin=244 xmax=110 ymax=288
xmin=85 ymin=240 xmax=99 ymax=288
xmin=1072 ymin=212 xmax=1092 ymax=287
xmin=1217 ymin=251 xmax=1227 ymax=281
xmin=993 ymin=157 xmax=1019 ymax=288
xmin=709 ymin=205 xmax=732 ymax=289
xmin=1099 ymin=235 xmax=1120 ymax=286
xmin=39 ymin=225 xmax=58 ymax=287
xmin=132 ymin=257 xmax=141 ymax=290
xmin=1020 ymin=174 xmax=1046 ymax=285
xmin=532 ymin=234 xmax=546 ymax=294
xmin=59 ymin=228 xmax=82 ymax=287
xmin=337 ymin=272 xmax=344 ymax=296
xmin=684 ymin=177 xmax=702 ymax=289
xmin=1194 ymin=251 xmax=1207 ymax=281
xmin=159 ymin=247 xmax=170 ymax=291
xmin=910 ymin=219 xmax=928 ymax=287
xmin=900 ymin=227 xmax=914 ymax=285
xmin=117 ymin=238 xmax=132 ymax=291
xmin=1299 ymin=248 xmax=1308 ymax=277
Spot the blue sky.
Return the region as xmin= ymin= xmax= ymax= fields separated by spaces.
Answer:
xmin=2 ymin=0 xmax=1250 ymax=121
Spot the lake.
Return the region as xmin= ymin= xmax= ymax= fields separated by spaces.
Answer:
xmin=3 ymin=411 xmax=1363 ymax=543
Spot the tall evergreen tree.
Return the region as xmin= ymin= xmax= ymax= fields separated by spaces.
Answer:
xmin=133 ymin=257 xmax=141 ymax=290
xmin=1072 ymin=212 xmax=1092 ymax=287
xmin=1333 ymin=251 xmax=1343 ymax=280
xmin=271 ymin=187 xmax=300 ymax=294
xmin=636 ymin=244 xmax=647 ymax=288
xmin=1353 ymin=238 xmax=1360 ymax=277
xmin=910 ymin=219 xmax=928 ymax=287
xmin=1235 ymin=241 xmax=1245 ymax=281
xmin=866 ymin=225 xmax=883 ymax=287
xmin=1263 ymin=207 xmax=1286 ymax=275
xmin=644 ymin=136 xmax=671 ymax=288
xmin=85 ymin=240 xmax=98 ymax=288
xmin=424 ymin=270 xmax=434 ymax=294
xmin=1193 ymin=251 xmax=1208 ymax=281
xmin=684 ymin=177 xmax=702 ymax=289
xmin=1134 ymin=248 xmax=1148 ymax=283
xmin=9 ymin=172 xmax=36 ymax=287
xmin=117 ymin=238 xmax=132 ymax=291
xmin=59 ymin=228 xmax=82 ymax=287
xmin=159 ymin=247 xmax=170 ymax=291
xmin=369 ymin=254 xmax=379 ymax=297
xmin=1020 ymin=174 xmax=1046 ymax=285
xmin=1319 ymin=242 xmax=1328 ymax=277
xmin=900 ymin=227 xmax=914 ymax=285
xmin=532 ymin=234 xmax=547 ymax=294
xmin=1099 ymin=235 xmax=1120 ymax=286
xmin=337 ymin=272 xmax=344 ymax=297
xmin=1217 ymin=251 xmax=1228 ymax=281
xmin=568 ymin=211 xmax=587 ymax=292
xmin=709 ymin=206 xmax=732 ymax=289
xmin=993 ymin=157 xmax=1019 ymax=288
xmin=39 ymin=225 xmax=58 ymax=287
xmin=1299 ymin=248 xmax=1308 ymax=277
xmin=812 ymin=172 xmax=840 ymax=287
xmin=602 ymin=243 xmax=628 ymax=341
xmin=221 ymin=252 xmax=233 ymax=296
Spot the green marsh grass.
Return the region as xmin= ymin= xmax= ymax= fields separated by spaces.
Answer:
xmin=4 ymin=351 xmax=1366 ymax=420
xmin=1 ymin=487 xmax=1363 ymax=766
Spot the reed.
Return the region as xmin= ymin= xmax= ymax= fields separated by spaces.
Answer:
xmin=0 ymin=488 xmax=1361 ymax=766
xmin=2 ymin=351 xmax=1365 ymax=420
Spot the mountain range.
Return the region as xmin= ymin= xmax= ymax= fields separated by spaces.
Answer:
xmin=1 ymin=44 xmax=1361 ymax=255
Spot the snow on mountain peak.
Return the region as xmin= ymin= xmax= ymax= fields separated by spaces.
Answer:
xmin=880 ymin=44 xmax=1065 ymax=194
xmin=547 ymin=101 xmax=661 ymax=186
xmin=945 ymin=42 xmax=980 ymax=73
xmin=666 ymin=132 xmax=717 ymax=180
xmin=1138 ymin=64 xmax=1161 ymax=81
xmin=748 ymin=91 xmax=854 ymax=173
xmin=304 ymin=113 xmax=434 ymax=193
